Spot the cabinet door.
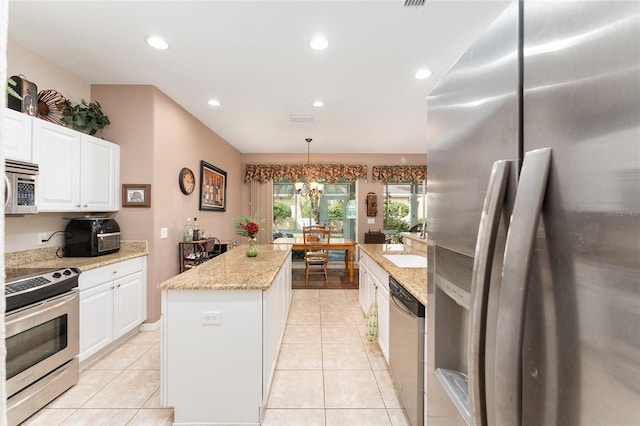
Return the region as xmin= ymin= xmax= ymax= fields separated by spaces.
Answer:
xmin=113 ymin=271 xmax=145 ymax=339
xmin=32 ymin=119 xmax=81 ymax=211
xmin=377 ymin=282 xmax=390 ymax=363
xmin=359 ymin=262 xmax=369 ymax=312
xmin=4 ymin=109 xmax=33 ymax=162
xmin=79 ymin=282 xmax=114 ymax=362
xmin=80 ymin=135 xmax=120 ymax=211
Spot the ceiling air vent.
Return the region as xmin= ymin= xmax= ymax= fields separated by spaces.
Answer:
xmin=290 ymin=114 xmax=314 ymax=122
xmin=404 ymin=0 xmax=425 ymax=6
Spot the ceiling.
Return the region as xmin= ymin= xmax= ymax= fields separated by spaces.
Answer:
xmin=8 ymin=1 xmax=509 ymax=154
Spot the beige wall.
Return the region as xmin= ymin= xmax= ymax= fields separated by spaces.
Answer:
xmin=92 ymin=85 xmax=243 ymax=322
xmin=7 ymin=40 xmax=90 ymax=104
xmin=240 ymin=153 xmax=427 ymax=242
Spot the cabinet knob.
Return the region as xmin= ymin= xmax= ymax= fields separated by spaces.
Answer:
xmin=112 ymin=270 xmax=117 ymax=274
xmin=116 ymin=284 xmax=121 ymax=288
xmin=83 ymin=204 xmax=88 ymax=207
xmin=76 ymin=204 xmax=81 ymax=207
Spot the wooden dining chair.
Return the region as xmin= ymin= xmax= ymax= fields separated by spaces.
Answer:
xmin=303 ymin=224 xmax=327 ymax=232
xmin=303 ymin=227 xmax=331 ymax=287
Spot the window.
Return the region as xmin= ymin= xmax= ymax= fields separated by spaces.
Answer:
xmin=272 ymin=181 xmax=355 ymax=240
xmin=383 ymin=183 xmax=426 ymax=242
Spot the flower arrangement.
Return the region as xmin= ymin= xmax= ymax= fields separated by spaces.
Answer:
xmin=233 ymin=216 xmax=260 ymax=239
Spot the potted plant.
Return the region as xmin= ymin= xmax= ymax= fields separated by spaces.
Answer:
xmin=7 ymin=77 xmax=23 ymax=100
xmin=61 ymin=99 xmax=110 ymax=135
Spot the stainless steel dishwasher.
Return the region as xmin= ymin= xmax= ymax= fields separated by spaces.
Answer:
xmin=389 ymin=275 xmax=425 ymax=426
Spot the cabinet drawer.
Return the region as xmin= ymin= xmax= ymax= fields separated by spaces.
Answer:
xmin=79 ymin=257 xmax=144 ymax=291
xmin=359 ymin=251 xmax=370 ymax=269
xmin=369 ymin=259 xmax=389 ymax=291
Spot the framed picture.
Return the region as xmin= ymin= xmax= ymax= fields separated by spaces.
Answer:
xmin=199 ymin=161 xmax=227 ymax=211
xmin=122 ymin=184 xmax=151 ymax=208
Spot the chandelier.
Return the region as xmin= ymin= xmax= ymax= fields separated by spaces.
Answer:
xmin=295 ymin=138 xmax=324 ymax=197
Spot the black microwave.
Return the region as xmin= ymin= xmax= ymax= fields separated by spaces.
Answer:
xmin=64 ymin=217 xmax=120 ymax=257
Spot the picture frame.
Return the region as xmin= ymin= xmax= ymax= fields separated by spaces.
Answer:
xmin=122 ymin=184 xmax=151 ymax=208
xmin=199 ymin=161 xmax=227 ymax=211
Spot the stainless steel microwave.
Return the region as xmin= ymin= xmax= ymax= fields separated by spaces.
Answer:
xmin=5 ymin=159 xmax=38 ymax=215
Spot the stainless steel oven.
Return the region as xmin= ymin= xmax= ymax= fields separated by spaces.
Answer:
xmin=5 ymin=267 xmax=81 ymax=426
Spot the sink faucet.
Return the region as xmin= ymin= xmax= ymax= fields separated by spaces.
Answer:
xmin=419 ymin=220 xmax=427 ymax=239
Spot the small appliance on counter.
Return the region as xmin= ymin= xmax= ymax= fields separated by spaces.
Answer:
xmin=64 ymin=216 xmax=120 ymax=257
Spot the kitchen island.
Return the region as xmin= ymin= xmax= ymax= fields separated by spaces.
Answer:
xmin=159 ymin=244 xmax=292 ymax=425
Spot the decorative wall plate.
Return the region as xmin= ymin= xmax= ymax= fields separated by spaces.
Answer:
xmin=179 ymin=167 xmax=195 ymax=195
xmin=37 ymin=90 xmax=69 ymax=125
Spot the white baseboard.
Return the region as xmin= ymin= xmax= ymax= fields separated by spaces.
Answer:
xmin=139 ymin=319 xmax=161 ymax=331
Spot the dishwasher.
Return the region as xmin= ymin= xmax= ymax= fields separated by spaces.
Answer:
xmin=389 ymin=275 xmax=425 ymax=426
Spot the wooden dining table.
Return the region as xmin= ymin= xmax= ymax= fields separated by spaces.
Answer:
xmin=272 ymin=237 xmax=356 ymax=283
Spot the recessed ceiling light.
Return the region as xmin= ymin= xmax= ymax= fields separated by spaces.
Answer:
xmin=312 ymin=100 xmax=325 ymax=108
xmin=309 ymin=36 xmax=329 ymax=51
xmin=145 ymin=36 xmax=169 ymax=50
xmin=208 ymin=99 xmax=221 ymax=107
xmin=415 ymin=68 xmax=432 ymax=80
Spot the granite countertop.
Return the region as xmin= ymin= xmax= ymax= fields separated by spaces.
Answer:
xmin=358 ymin=243 xmax=427 ymax=306
xmin=5 ymin=241 xmax=148 ymax=271
xmin=159 ymin=244 xmax=292 ymax=291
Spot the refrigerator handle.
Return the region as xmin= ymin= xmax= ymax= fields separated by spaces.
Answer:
xmin=468 ymin=159 xmax=511 ymax=426
xmin=494 ymin=148 xmax=552 ymax=426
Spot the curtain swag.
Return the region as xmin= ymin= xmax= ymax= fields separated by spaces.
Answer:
xmin=372 ymin=165 xmax=427 ymax=184
xmin=245 ymin=164 xmax=367 ymax=184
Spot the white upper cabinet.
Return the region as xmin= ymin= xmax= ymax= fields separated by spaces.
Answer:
xmin=80 ymin=135 xmax=120 ymax=211
xmin=4 ymin=109 xmax=33 ymax=162
xmin=32 ymin=118 xmax=119 ymax=212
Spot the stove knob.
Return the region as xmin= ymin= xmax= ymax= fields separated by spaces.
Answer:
xmin=63 ymin=269 xmax=72 ymax=275
xmin=52 ymin=272 xmax=62 ymax=278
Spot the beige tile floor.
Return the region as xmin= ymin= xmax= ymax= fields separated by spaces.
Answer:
xmin=22 ymin=289 xmax=409 ymax=426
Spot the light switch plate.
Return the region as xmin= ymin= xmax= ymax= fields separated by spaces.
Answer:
xmin=160 ymin=227 xmax=168 ymax=239
xmin=367 ymin=218 xmax=375 ymax=224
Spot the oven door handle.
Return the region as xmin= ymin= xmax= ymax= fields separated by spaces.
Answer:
xmin=5 ymin=291 xmax=78 ymax=333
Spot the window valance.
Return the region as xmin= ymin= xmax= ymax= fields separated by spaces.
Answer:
xmin=372 ymin=165 xmax=427 ymax=184
xmin=244 ymin=164 xmax=367 ymax=184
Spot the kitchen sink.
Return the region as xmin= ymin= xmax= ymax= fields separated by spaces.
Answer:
xmin=383 ymin=254 xmax=428 ymax=268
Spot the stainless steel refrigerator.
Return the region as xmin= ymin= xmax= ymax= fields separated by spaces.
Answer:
xmin=426 ymin=1 xmax=640 ymax=425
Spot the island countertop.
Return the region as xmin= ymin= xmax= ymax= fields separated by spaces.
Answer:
xmin=358 ymin=243 xmax=427 ymax=306
xmin=159 ymin=244 xmax=292 ymax=291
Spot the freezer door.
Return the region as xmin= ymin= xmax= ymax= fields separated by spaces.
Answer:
xmin=426 ymin=1 xmax=520 ymax=258
xmin=426 ymin=1 xmax=520 ymax=425
xmin=521 ymin=2 xmax=640 ymax=425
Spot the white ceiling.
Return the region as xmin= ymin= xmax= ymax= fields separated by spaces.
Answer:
xmin=8 ymin=1 xmax=509 ymax=154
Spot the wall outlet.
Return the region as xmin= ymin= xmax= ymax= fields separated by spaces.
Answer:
xmin=38 ymin=232 xmax=48 ymax=245
xmin=367 ymin=218 xmax=375 ymax=224
xmin=202 ymin=311 xmax=221 ymax=325
xmin=160 ymin=227 xmax=168 ymax=239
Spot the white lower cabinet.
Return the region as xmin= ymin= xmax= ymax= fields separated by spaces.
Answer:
xmin=262 ymin=255 xmax=292 ymax=405
xmin=162 ymin=255 xmax=293 ymax=425
xmin=376 ymin=274 xmax=390 ymax=361
xmin=79 ymin=257 xmax=147 ymax=362
xmin=359 ymin=251 xmax=390 ymax=363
